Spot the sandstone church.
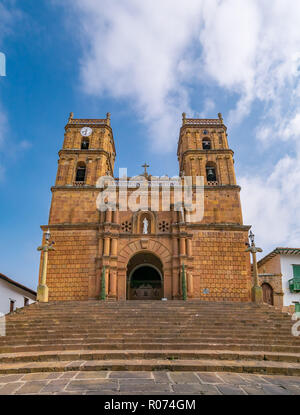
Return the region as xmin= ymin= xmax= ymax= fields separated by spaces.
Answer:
xmin=38 ymin=113 xmax=252 ymax=302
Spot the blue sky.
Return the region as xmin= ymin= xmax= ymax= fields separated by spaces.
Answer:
xmin=0 ymin=0 xmax=300 ymax=290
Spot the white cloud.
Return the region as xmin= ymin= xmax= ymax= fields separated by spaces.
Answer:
xmin=0 ymin=109 xmax=6 ymax=180
xmin=199 ymin=99 xmax=215 ymax=118
xmin=0 ymin=104 xmax=7 ymax=147
xmin=241 ymin=149 xmax=300 ymax=252
xmin=0 ymin=1 xmax=23 ymax=45
xmin=0 ymin=1 xmax=27 ymax=180
xmin=61 ymin=0 xmax=300 ymax=250
xmin=65 ymin=0 xmax=300 ymax=146
xmin=63 ymin=0 xmax=206 ymax=150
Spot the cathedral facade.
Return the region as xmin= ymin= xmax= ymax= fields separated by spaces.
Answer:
xmin=38 ymin=113 xmax=252 ymax=302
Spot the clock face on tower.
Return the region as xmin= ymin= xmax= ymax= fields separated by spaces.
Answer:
xmin=80 ymin=127 xmax=93 ymax=137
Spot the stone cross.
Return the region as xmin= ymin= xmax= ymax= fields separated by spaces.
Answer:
xmin=142 ymin=163 xmax=150 ymax=176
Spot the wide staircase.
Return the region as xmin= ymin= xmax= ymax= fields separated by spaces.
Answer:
xmin=1 ymin=300 xmax=300 ymax=375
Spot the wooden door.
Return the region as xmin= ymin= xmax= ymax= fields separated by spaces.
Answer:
xmin=262 ymin=283 xmax=274 ymax=306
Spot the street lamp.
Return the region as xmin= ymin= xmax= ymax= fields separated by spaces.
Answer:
xmin=45 ymin=229 xmax=51 ymax=242
xmin=245 ymin=230 xmax=263 ymax=304
xmin=36 ymin=229 xmax=55 ymax=303
xmin=249 ymin=230 xmax=255 ymax=246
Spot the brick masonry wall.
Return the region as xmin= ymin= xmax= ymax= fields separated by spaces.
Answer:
xmin=49 ymin=190 xmax=100 ymax=224
xmin=191 ymin=230 xmax=251 ymax=302
xmin=49 ymin=187 xmax=243 ymax=226
xmin=39 ymin=226 xmax=251 ymax=302
xmin=39 ymin=230 xmax=97 ymax=301
xmin=258 ymin=255 xmax=281 ymax=275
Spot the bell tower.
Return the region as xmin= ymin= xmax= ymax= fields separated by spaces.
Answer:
xmin=177 ymin=113 xmax=243 ymax=225
xmin=48 ymin=113 xmax=116 ymax=226
xmin=55 ymin=112 xmax=116 ymax=187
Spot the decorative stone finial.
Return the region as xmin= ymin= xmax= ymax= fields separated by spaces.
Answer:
xmin=69 ymin=112 xmax=74 ymax=122
xmin=182 ymin=112 xmax=186 ymax=125
xmin=218 ymin=113 xmax=223 ymax=123
xmin=106 ymin=113 xmax=111 ymax=126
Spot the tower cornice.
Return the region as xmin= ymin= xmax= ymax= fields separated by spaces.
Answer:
xmin=58 ymin=149 xmax=112 ymax=157
xmin=180 ymin=149 xmax=234 ymax=158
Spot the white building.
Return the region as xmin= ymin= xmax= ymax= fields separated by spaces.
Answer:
xmin=258 ymin=248 xmax=300 ymax=312
xmin=0 ymin=273 xmax=36 ymax=315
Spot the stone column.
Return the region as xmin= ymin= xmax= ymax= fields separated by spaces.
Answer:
xmin=94 ymin=157 xmax=101 ymax=184
xmin=109 ymin=270 xmax=117 ymax=298
xmin=187 ymin=272 xmax=194 ymax=297
xmin=104 ymin=237 xmax=110 ymax=256
xmin=106 ymin=210 xmax=112 ymax=223
xmin=55 ymin=159 xmax=63 ymax=186
xmin=216 ymin=156 xmax=223 ymax=185
xmin=190 ymin=158 xmax=195 ymax=177
xmin=186 ymin=239 xmax=193 ymax=257
xmin=229 ymin=156 xmax=237 ymax=185
xmin=114 ymin=210 xmax=119 ymax=224
xmin=98 ymin=238 xmax=103 ymax=257
xmin=177 ymin=211 xmax=182 ymax=223
xmin=180 ymin=238 xmax=186 ymax=256
xmin=85 ymin=158 xmax=94 ymax=185
xmin=118 ymin=270 xmax=127 ymax=301
xmin=225 ymin=156 xmax=236 ymax=185
xmin=172 ymin=238 xmax=178 ymax=256
xmin=198 ymin=157 xmax=205 ymax=183
xmin=67 ymin=158 xmax=75 ymax=185
xmin=111 ymin=238 xmax=118 ymax=257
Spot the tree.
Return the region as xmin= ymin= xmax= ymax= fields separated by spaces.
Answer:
xmin=100 ymin=266 xmax=106 ymax=301
xmin=182 ymin=264 xmax=187 ymax=301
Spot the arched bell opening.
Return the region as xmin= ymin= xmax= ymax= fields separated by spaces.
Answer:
xmin=206 ymin=161 xmax=218 ymax=185
xmin=75 ymin=162 xmax=86 ymax=183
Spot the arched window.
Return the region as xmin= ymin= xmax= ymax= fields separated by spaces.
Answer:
xmin=206 ymin=162 xmax=218 ymax=184
xmin=75 ymin=162 xmax=86 ymax=183
xmin=81 ymin=139 xmax=89 ymax=150
xmin=202 ymin=138 xmax=211 ymax=150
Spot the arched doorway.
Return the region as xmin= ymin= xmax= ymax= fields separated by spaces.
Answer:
xmin=262 ymin=283 xmax=274 ymax=306
xmin=127 ymin=252 xmax=163 ymax=300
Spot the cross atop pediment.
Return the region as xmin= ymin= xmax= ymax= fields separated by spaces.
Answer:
xmin=142 ymin=162 xmax=150 ymax=176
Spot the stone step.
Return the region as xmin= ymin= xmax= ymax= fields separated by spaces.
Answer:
xmin=3 ymin=323 xmax=293 ymax=330
xmin=1 ymin=335 xmax=299 ymax=347
xmin=1 ymin=358 xmax=300 ymax=376
xmin=1 ymin=342 xmax=300 ymax=354
xmin=7 ymin=315 xmax=291 ymax=327
xmin=4 ymin=328 xmax=292 ymax=335
xmin=2 ymin=300 xmax=298 ymax=377
xmin=1 ymin=336 xmax=297 ymax=347
xmin=1 ymin=349 xmax=300 ymax=364
xmin=0 ymin=330 xmax=300 ymax=345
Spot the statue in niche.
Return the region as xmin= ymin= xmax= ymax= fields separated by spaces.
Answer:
xmin=143 ymin=217 xmax=149 ymax=234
